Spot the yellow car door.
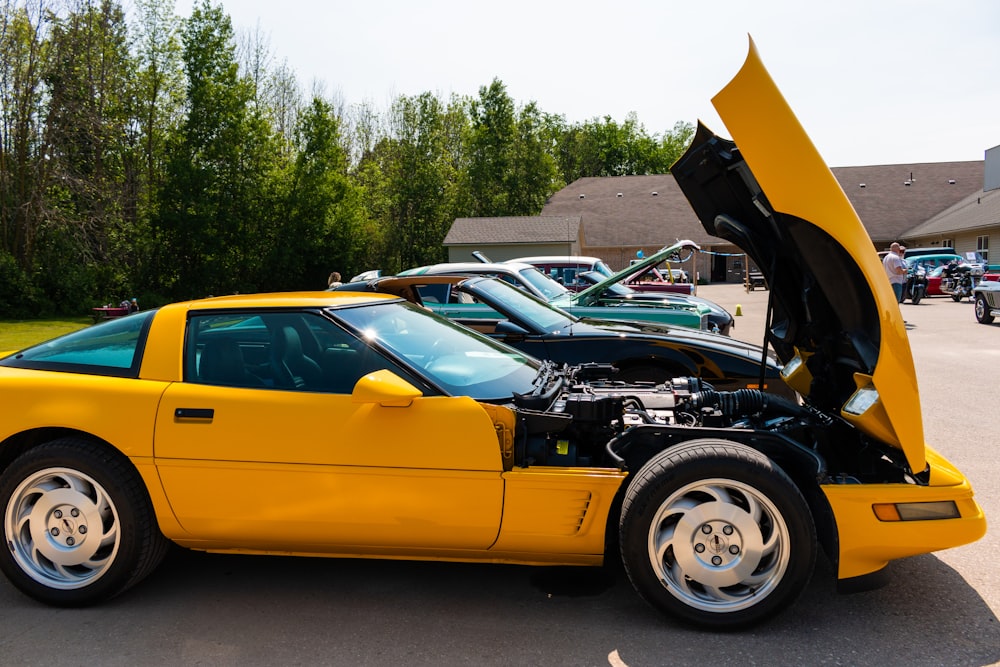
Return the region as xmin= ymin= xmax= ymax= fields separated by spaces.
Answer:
xmin=152 ymin=311 xmax=505 ymax=553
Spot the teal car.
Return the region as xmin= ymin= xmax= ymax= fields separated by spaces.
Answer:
xmin=398 ymin=245 xmax=712 ymax=330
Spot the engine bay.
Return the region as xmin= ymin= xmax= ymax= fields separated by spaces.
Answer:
xmin=507 ymin=362 xmax=916 ymax=486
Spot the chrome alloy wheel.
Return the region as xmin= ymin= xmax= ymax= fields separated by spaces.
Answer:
xmin=647 ymin=477 xmax=790 ymax=613
xmin=4 ymin=467 xmax=121 ymax=590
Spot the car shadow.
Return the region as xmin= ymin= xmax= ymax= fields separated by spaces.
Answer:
xmin=1 ymin=547 xmax=992 ymax=666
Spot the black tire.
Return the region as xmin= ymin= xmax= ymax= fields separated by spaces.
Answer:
xmin=619 ymin=439 xmax=816 ymax=629
xmin=976 ymin=293 xmax=995 ymax=324
xmin=911 ymin=288 xmax=923 ymax=305
xmin=0 ymin=438 xmax=169 ymax=606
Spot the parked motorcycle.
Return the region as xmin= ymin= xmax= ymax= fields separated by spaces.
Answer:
xmin=902 ymin=262 xmax=927 ymax=304
xmin=939 ymin=260 xmax=975 ymax=301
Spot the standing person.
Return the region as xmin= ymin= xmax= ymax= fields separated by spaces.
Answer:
xmin=883 ymin=242 xmax=908 ymax=303
xmin=327 ymin=271 xmax=342 ymax=288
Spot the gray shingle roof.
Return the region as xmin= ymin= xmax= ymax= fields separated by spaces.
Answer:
xmin=443 ymin=216 xmax=581 ymax=245
xmin=537 ymin=164 xmax=985 ymax=248
xmin=830 ymin=162 xmax=984 ymax=241
xmin=541 ymin=175 xmax=712 ymax=247
xmin=903 ymin=187 xmax=1000 ymax=238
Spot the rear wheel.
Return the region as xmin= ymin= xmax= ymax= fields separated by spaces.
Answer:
xmin=619 ymin=439 xmax=816 ymax=629
xmin=975 ymin=293 xmax=995 ymax=324
xmin=0 ymin=438 xmax=169 ymax=606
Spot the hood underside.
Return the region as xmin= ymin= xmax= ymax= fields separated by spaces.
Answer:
xmin=670 ymin=38 xmax=925 ymax=472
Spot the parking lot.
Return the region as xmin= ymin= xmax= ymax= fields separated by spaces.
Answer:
xmin=1 ymin=284 xmax=998 ymax=666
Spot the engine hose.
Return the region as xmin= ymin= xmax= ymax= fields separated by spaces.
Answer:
xmin=686 ymin=388 xmax=810 ymax=420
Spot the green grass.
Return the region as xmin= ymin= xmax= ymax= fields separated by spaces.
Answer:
xmin=0 ymin=317 xmax=93 ymax=351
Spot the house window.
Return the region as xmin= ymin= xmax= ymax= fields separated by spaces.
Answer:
xmin=977 ymin=235 xmax=989 ymax=263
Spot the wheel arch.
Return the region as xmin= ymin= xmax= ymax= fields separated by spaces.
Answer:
xmin=610 ymin=426 xmax=839 ymax=569
xmin=0 ymin=428 xmax=111 ymax=475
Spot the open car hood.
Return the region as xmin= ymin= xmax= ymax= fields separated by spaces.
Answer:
xmin=573 ymin=240 xmax=700 ymax=305
xmin=671 ymin=38 xmax=925 ymax=472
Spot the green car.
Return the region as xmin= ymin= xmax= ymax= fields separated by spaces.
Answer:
xmin=398 ymin=241 xmax=713 ymax=331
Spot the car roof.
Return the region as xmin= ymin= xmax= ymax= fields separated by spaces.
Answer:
xmin=171 ymin=291 xmax=398 ymax=311
xmin=904 ymin=247 xmax=955 ymax=258
xmin=403 ymin=262 xmax=536 ymax=274
xmin=508 ymin=256 xmax=603 ymax=264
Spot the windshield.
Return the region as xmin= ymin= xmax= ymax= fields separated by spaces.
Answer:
xmin=467 ymin=278 xmax=575 ymax=332
xmin=516 ymin=267 xmax=571 ymax=300
xmin=335 ymin=300 xmax=539 ymax=400
xmin=592 ymin=260 xmax=615 ymax=277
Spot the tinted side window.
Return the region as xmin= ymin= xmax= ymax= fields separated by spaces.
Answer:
xmin=186 ymin=311 xmax=416 ymax=394
xmin=0 ymin=310 xmax=155 ymax=378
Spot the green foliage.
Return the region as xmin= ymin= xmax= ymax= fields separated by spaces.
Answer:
xmin=0 ymin=250 xmax=41 ymax=318
xmin=0 ymin=0 xmax=693 ymax=311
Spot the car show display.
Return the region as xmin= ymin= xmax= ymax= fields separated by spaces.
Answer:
xmin=0 ymin=40 xmax=984 ymax=630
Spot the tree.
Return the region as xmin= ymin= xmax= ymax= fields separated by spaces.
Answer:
xmin=0 ymin=0 xmax=47 ymax=283
xmin=39 ymin=0 xmax=136 ymax=308
xmin=273 ymin=95 xmax=370 ymax=289
xmin=150 ymin=0 xmax=280 ymax=300
xmin=132 ymin=0 xmax=184 ymax=205
xmin=462 ymin=78 xmax=516 ymax=217
xmin=382 ymin=91 xmax=465 ymax=269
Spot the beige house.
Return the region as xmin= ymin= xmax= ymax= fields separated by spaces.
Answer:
xmin=443 ymin=154 xmax=996 ymax=282
xmin=901 ymin=145 xmax=1000 ymax=265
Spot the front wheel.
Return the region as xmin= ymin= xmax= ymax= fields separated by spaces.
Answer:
xmin=619 ymin=439 xmax=816 ymax=629
xmin=0 ymin=438 xmax=169 ymax=606
xmin=976 ymin=293 xmax=995 ymax=324
xmin=911 ymin=287 xmax=923 ymax=305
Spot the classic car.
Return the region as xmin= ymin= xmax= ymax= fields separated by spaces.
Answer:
xmin=575 ymin=269 xmax=734 ymax=335
xmin=0 ymin=40 xmax=984 ymax=630
xmin=333 ymin=273 xmax=781 ymax=392
xmin=507 ymin=254 xmax=696 ymax=296
xmin=503 ymin=255 xmax=615 ymax=292
xmin=973 ymin=279 xmax=1000 ymax=323
xmin=398 ymin=253 xmax=715 ymax=331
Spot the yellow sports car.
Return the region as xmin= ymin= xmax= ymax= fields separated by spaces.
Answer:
xmin=0 ymin=40 xmax=985 ymax=629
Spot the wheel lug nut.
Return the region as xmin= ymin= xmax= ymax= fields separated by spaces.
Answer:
xmin=66 ymin=537 xmax=75 ymax=546
xmin=50 ymin=527 xmax=60 ymax=536
xmin=694 ymin=543 xmax=706 ymax=553
xmin=711 ymin=556 xmax=723 ymax=566
xmin=722 ymin=525 xmax=733 ymax=535
xmin=78 ymin=526 xmax=87 ymax=534
xmin=71 ymin=508 xmax=80 ymax=517
xmin=701 ymin=525 xmax=712 ymax=535
xmin=54 ymin=510 xmax=63 ymax=519
xmin=729 ymin=545 xmax=740 ymax=555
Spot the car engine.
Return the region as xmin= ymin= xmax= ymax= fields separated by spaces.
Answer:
xmin=508 ymin=362 xmax=914 ymax=486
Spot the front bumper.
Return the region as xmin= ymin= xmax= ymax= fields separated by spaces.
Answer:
xmin=822 ymin=447 xmax=986 ymax=579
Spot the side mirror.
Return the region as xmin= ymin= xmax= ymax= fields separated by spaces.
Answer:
xmin=352 ymin=369 xmax=422 ymax=407
xmin=495 ymin=319 xmax=529 ymax=339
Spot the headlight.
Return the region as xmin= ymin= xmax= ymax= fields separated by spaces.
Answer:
xmin=843 ymin=385 xmax=879 ymax=416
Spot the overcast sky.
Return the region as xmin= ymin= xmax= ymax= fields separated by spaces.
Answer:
xmin=171 ymin=0 xmax=999 ymax=167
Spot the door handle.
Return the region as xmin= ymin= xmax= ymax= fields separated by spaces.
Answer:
xmin=174 ymin=408 xmax=214 ymax=420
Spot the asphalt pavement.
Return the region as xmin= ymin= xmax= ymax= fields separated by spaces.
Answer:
xmin=1 ymin=284 xmax=998 ymax=666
